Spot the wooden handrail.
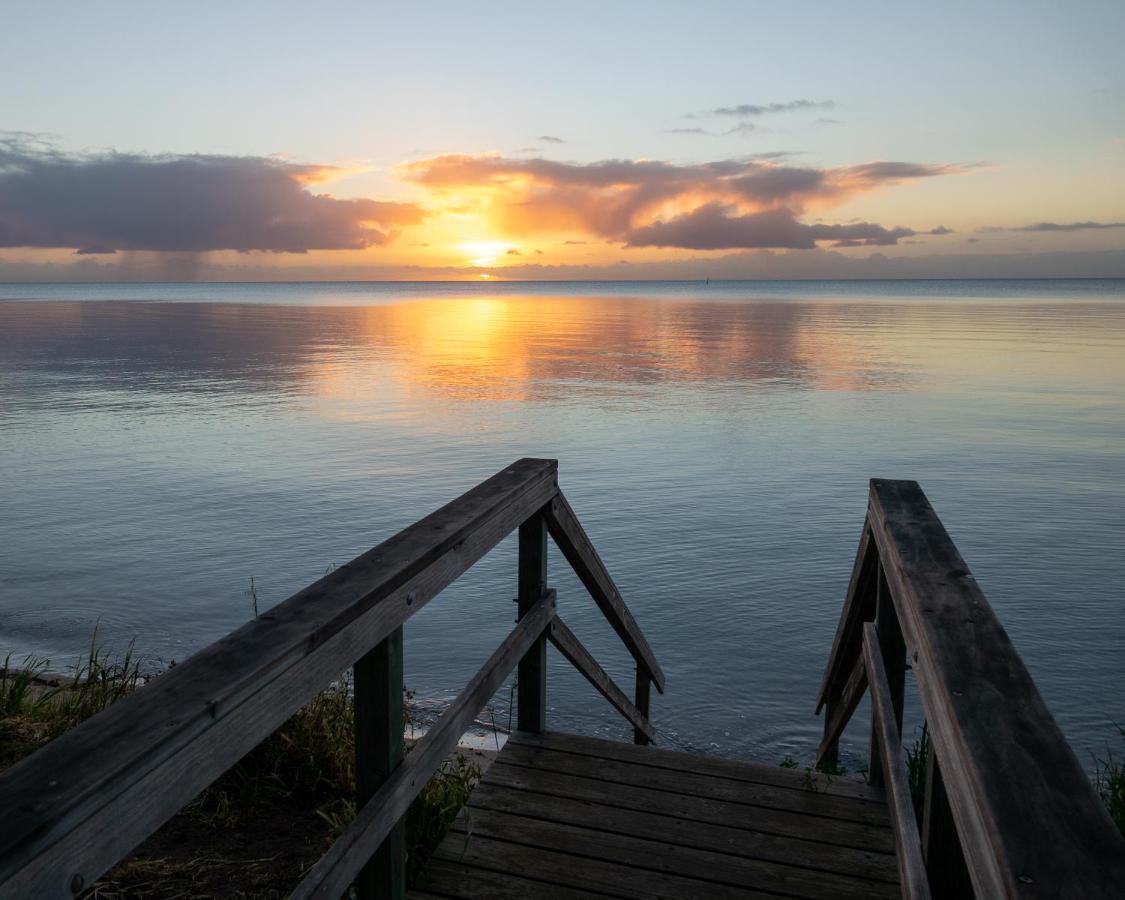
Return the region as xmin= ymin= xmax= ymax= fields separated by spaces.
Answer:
xmin=547 ymin=616 xmax=656 ymax=743
xmin=544 ymin=491 xmax=666 ymax=692
xmin=292 ymin=589 xmax=558 ymax=899
xmin=862 ymin=623 xmax=930 ymax=900
xmin=0 ymin=458 xmax=664 ymax=899
xmin=817 ymin=479 xmax=1125 ymax=898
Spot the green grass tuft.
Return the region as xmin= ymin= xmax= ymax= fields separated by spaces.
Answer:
xmin=1093 ymin=723 xmax=1125 ymax=836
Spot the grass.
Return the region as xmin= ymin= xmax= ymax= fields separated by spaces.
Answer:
xmin=904 ymin=722 xmax=930 ymax=825
xmin=0 ymin=638 xmax=482 ymax=898
xmin=779 ymin=753 xmax=849 ymax=793
xmin=1093 ymin=723 xmax=1125 ymax=835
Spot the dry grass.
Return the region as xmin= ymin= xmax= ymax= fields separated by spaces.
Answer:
xmin=0 ymin=638 xmax=481 ymax=898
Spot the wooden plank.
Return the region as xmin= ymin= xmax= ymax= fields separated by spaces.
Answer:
xmin=544 ymin=491 xmax=665 ymax=692
xmin=517 ymin=514 xmax=548 ymax=733
xmin=413 ymin=857 xmax=617 ymax=899
xmin=354 ymin=626 xmax=405 ymax=900
xmin=483 ymin=761 xmax=896 ymax=853
xmin=868 ymin=479 xmax=1125 ymax=898
xmin=546 ymin=618 xmax=656 ymax=743
xmin=633 ymin=668 xmax=651 ymax=746
xmin=867 ymin=569 xmax=906 ymax=791
xmin=290 ymin=589 xmax=557 ymax=899
xmin=499 ymin=741 xmax=890 ymax=827
xmin=0 ymin=458 xmax=558 ymax=899
xmin=432 ymin=828 xmax=778 ymax=900
xmin=863 ymin=623 xmax=931 ymax=900
xmin=449 ymin=805 xmax=900 ymax=900
xmin=814 ymin=649 xmax=867 ymax=767
xmin=468 ymin=779 xmax=900 ymax=885
xmin=509 ymin=730 xmax=883 ymax=803
xmin=815 ymin=519 xmax=877 ymax=713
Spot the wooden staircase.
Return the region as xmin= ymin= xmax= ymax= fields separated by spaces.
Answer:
xmin=1 ymin=459 xmax=1122 ymax=899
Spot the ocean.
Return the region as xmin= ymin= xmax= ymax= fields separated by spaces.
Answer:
xmin=1 ymin=279 xmax=1123 ymax=768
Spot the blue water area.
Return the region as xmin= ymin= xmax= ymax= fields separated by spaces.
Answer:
xmin=1 ymin=279 xmax=1123 ymax=769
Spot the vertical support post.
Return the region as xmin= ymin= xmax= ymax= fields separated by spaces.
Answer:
xmin=922 ymin=752 xmax=974 ymax=898
xmin=633 ymin=667 xmax=652 ymax=745
xmin=868 ymin=566 xmax=905 ymax=788
xmin=820 ymin=696 xmax=840 ymax=766
xmin=354 ymin=626 xmax=405 ymax=900
xmin=517 ymin=513 xmax=548 ymax=733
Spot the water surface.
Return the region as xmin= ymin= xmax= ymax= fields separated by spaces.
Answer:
xmin=1 ymin=280 xmax=1123 ymax=767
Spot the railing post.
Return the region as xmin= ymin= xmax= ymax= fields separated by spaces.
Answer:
xmin=517 ymin=512 xmax=548 ymax=732
xmin=868 ymin=567 xmax=905 ymax=789
xmin=354 ymin=626 xmax=405 ymax=900
xmin=633 ymin=667 xmax=651 ymax=745
xmin=819 ymin=697 xmax=840 ymax=766
xmin=922 ymin=752 xmax=974 ymax=898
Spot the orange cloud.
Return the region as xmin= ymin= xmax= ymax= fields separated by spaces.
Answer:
xmin=400 ymin=153 xmax=964 ymax=250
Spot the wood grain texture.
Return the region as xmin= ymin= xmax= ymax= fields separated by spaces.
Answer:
xmin=467 ymin=779 xmax=900 ymax=884
xmin=816 ymin=520 xmax=878 ymax=714
xmin=0 ymin=458 xmax=558 ymax=899
xmin=815 ymin=649 xmax=868 ymax=766
xmin=509 ymin=730 xmax=884 ymax=803
xmin=484 ymin=761 xmax=896 ymax=853
xmin=498 ymin=741 xmax=890 ymax=826
xmin=447 ymin=806 xmax=899 ymax=900
xmin=416 ymin=730 xmax=901 ymax=900
xmin=546 ymin=617 xmax=656 ymax=743
xmin=863 ymin=623 xmax=931 ymax=900
xmin=869 ymin=478 xmax=1125 ymax=898
xmin=290 ymin=589 xmax=557 ymax=899
xmin=544 ymin=491 xmax=665 ymax=692
xmin=633 ymin=668 xmax=652 ymax=746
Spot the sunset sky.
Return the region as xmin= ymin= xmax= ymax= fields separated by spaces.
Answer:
xmin=2 ymin=1 xmax=1124 ymax=281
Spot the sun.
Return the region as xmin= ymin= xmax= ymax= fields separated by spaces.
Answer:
xmin=458 ymin=240 xmax=514 ymax=267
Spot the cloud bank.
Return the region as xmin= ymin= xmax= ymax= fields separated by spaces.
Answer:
xmin=402 ymin=153 xmax=961 ymax=249
xmin=0 ymin=136 xmax=423 ymax=254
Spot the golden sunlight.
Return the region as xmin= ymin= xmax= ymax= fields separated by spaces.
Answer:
xmin=458 ymin=240 xmax=515 ymax=267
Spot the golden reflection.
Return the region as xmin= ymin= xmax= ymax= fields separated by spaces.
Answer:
xmin=297 ymin=296 xmax=1125 ymax=414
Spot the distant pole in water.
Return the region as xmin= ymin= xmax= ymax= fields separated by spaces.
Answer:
xmin=705 ymin=276 xmax=710 ymax=285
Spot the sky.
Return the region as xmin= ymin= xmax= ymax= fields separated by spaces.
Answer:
xmin=1 ymin=0 xmax=1124 ymax=281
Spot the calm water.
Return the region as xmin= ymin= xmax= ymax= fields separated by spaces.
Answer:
xmin=1 ymin=280 xmax=1123 ymax=769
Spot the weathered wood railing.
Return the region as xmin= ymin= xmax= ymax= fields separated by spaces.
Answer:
xmin=0 ymin=458 xmax=663 ymax=899
xmin=816 ymin=479 xmax=1125 ymax=899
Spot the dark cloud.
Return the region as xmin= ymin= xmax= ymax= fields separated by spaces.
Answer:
xmin=537 ymin=135 xmax=566 ymax=144
xmin=710 ymin=99 xmax=835 ymax=117
xmin=1018 ymin=220 xmax=1125 ymax=232
xmin=625 ymin=204 xmax=918 ymax=250
xmin=929 ymin=226 xmax=954 ymax=235
xmin=976 ymin=220 xmax=1125 ymax=234
xmin=506 ymin=248 xmax=522 ymax=255
xmin=665 ymin=127 xmax=713 ymax=136
xmin=0 ymin=136 xmax=423 ymax=254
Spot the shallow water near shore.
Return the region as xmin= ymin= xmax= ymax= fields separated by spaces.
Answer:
xmin=2 ymin=279 xmax=1124 ymax=769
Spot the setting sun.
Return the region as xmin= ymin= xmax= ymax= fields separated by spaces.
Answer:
xmin=457 ymin=240 xmax=514 ymax=267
